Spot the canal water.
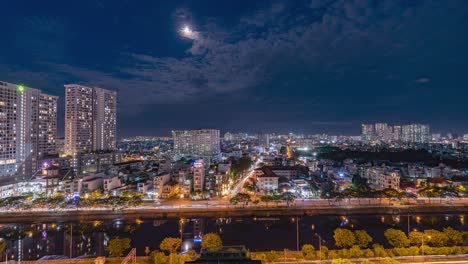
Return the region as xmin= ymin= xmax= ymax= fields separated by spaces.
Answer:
xmin=0 ymin=214 xmax=465 ymax=261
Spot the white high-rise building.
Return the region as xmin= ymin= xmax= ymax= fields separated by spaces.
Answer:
xmin=402 ymin=124 xmax=430 ymax=143
xmin=375 ymin=123 xmax=391 ymax=141
xmin=0 ymin=81 xmax=58 ymax=178
xmin=392 ymin=125 xmax=402 ymax=141
xmin=172 ymin=129 xmax=220 ymax=160
xmin=64 ymin=84 xmax=116 ymax=155
xmin=361 ymin=124 xmax=374 ymax=142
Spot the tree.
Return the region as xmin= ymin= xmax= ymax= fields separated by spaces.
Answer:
xmin=409 ymin=231 xmax=423 ymax=246
xmin=160 ymin=237 xmax=182 ymax=253
xmin=354 ymin=230 xmax=373 ymax=248
xmin=301 ymin=244 xmax=315 ymax=256
xmin=281 ymin=192 xmax=295 ymax=206
xmin=384 ymin=229 xmax=409 ymax=248
xmin=443 ymin=227 xmax=463 ymax=246
xmin=424 ymin=229 xmax=449 ymax=247
xmin=334 ymin=228 xmax=355 ymax=248
xmin=0 ymin=240 xmax=6 ymax=256
xmin=107 ymin=237 xmax=131 ymax=257
xmin=201 ymin=233 xmax=222 ymax=252
xmin=229 ymin=193 xmax=251 ymax=207
xmin=89 ymin=190 xmax=103 ymax=199
xmin=372 ymin=244 xmax=388 ymax=258
xmin=149 ymin=251 xmax=168 ymax=264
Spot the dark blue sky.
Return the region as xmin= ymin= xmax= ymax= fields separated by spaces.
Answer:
xmin=1 ymin=0 xmax=468 ymax=136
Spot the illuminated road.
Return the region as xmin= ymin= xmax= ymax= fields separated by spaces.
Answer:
xmin=229 ymin=159 xmax=261 ymax=197
xmin=0 ymin=196 xmax=466 ymax=214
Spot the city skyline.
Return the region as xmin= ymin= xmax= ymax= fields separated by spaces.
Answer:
xmin=1 ymin=1 xmax=468 ymax=136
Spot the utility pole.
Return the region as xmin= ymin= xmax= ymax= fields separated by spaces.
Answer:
xmin=296 ymin=216 xmax=299 ymax=251
xmin=315 ymin=234 xmax=322 ymax=264
xmin=70 ymin=224 xmax=73 ymax=258
xmin=407 ymin=214 xmax=410 ymax=235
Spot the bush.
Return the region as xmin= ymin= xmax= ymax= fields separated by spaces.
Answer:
xmin=201 ymin=233 xmax=222 ymax=252
xmin=301 ymin=244 xmax=315 ymax=256
xmin=424 ymin=229 xmax=449 ymax=247
xmin=354 ymin=230 xmax=373 ymax=248
xmin=264 ymin=251 xmax=280 ymax=263
xmin=372 ymin=244 xmax=388 ymax=258
xmin=349 ymin=245 xmax=364 ymax=258
xmin=334 ymin=228 xmax=355 ymax=248
xmin=384 ymin=229 xmax=409 ymax=248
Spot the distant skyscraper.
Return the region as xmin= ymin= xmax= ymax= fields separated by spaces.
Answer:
xmin=392 ymin=125 xmax=402 ymax=141
xmin=361 ymin=124 xmax=374 ymax=142
xmin=64 ymin=84 xmax=116 ymax=155
xmin=375 ymin=123 xmax=391 ymax=141
xmin=0 ymin=81 xmax=58 ymax=178
xmin=172 ymin=129 xmax=220 ymax=160
xmin=402 ymin=124 xmax=430 ymax=143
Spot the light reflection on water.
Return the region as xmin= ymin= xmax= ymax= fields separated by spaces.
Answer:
xmin=0 ymin=214 xmax=465 ymax=261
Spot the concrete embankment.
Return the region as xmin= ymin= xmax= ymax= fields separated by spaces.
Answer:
xmin=0 ymin=204 xmax=466 ymax=222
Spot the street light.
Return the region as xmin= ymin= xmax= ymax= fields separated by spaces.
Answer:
xmin=314 ymin=233 xmax=322 ymax=263
xmin=422 ymin=234 xmax=431 ymax=263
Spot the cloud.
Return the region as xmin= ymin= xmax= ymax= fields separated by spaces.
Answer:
xmin=1 ymin=0 xmax=460 ymax=119
xmin=414 ymin=78 xmax=431 ymax=83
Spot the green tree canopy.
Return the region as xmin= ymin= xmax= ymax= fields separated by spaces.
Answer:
xmin=354 ymin=230 xmax=373 ymax=248
xmin=384 ymin=229 xmax=409 ymax=248
xmin=201 ymin=233 xmax=222 ymax=252
xmin=301 ymin=244 xmax=315 ymax=256
xmin=443 ymin=227 xmax=463 ymax=246
xmin=107 ymin=237 xmax=131 ymax=257
xmin=334 ymin=228 xmax=355 ymax=248
xmin=160 ymin=237 xmax=182 ymax=253
xmin=0 ymin=240 xmax=6 ymax=255
xmin=409 ymin=231 xmax=423 ymax=246
xmin=424 ymin=229 xmax=449 ymax=247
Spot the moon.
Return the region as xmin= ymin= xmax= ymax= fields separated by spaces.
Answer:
xmin=179 ymin=25 xmax=197 ymax=39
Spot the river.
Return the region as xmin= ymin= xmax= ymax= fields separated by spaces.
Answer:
xmin=0 ymin=214 xmax=465 ymax=261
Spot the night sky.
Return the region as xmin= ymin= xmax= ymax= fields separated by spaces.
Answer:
xmin=1 ymin=0 xmax=468 ymax=136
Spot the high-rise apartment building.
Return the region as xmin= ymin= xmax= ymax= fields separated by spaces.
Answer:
xmin=402 ymin=124 xmax=430 ymax=143
xmin=375 ymin=123 xmax=391 ymax=141
xmin=361 ymin=124 xmax=374 ymax=142
xmin=172 ymin=129 xmax=220 ymax=160
xmin=392 ymin=125 xmax=402 ymax=141
xmin=0 ymin=81 xmax=58 ymax=178
xmin=64 ymin=84 xmax=116 ymax=155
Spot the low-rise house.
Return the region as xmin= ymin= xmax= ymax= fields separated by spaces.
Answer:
xmin=161 ymin=181 xmax=179 ymax=199
xmin=256 ymin=167 xmax=279 ymax=193
xmin=364 ymin=165 xmax=400 ymax=190
xmin=153 ymin=173 xmax=171 ymax=198
xmin=103 ymin=174 xmax=121 ymax=193
xmin=79 ymin=174 xmax=104 ymax=193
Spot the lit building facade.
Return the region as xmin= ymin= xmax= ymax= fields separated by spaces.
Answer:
xmin=172 ymin=129 xmax=220 ymax=161
xmin=375 ymin=123 xmax=391 ymax=141
xmin=364 ymin=166 xmax=400 ymax=190
xmin=64 ymin=84 xmax=116 ymax=155
xmin=361 ymin=124 xmax=374 ymax=142
xmin=0 ymin=81 xmax=57 ymax=178
xmin=402 ymin=124 xmax=430 ymax=143
xmin=193 ymin=159 xmax=204 ymax=192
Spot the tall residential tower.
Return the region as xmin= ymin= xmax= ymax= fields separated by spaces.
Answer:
xmin=64 ymin=84 xmax=116 ymax=155
xmin=0 ymin=81 xmax=58 ymax=178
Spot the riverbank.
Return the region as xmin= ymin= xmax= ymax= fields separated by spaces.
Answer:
xmin=0 ymin=203 xmax=466 ymax=222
